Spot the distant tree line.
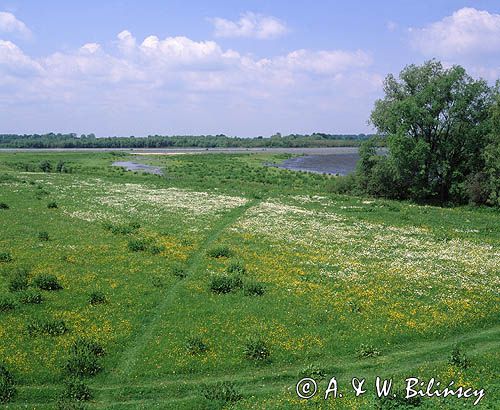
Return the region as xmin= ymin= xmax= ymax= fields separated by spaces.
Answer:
xmin=0 ymin=133 xmax=375 ymax=149
xmin=352 ymin=60 xmax=499 ymax=206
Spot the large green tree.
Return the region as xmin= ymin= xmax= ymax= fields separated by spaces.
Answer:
xmin=370 ymin=60 xmax=493 ymax=203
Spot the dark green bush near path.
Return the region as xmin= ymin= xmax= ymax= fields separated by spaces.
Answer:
xmin=18 ymin=290 xmax=43 ymax=305
xmin=185 ymin=336 xmax=209 ymax=355
xmin=89 ymin=291 xmax=107 ymax=305
xmin=33 ymin=274 xmax=63 ymax=290
xmin=127 ymin=238 xmax=148 ymax=252
xmin=8 ymin=267 xmax=29 ymax=292
xmin=449 ymin=345 xmax=470 ymax=370
xmin=0 ymin=363 xmax=16 ymax=403
xmin=60 ymin=378 xmax=92 ymax=402
xmin=170 ymin=264 xmax=187 ymax=279
xmin=357 ymin=344 xmax=381 ymax=358
xmin=0 ymin=252 xmax=13 ymax=263
xmin=375 ymin=388 xmax=423 ymax=409
xmin=209 ymin=274 xmax=242 ymax=294
xmin=47 ymin=201 xmax=58 ymax=209
xmin=64 ymin=338 xmax=105 ymax=377
xmin=243 ymin=280 xmax=265 ymax=296
xmin=27 ymin=319 xmax=69 ymax=336
xmin=244 ymin=338 xmax=270 ymax=362
xmin=206 ymin=245 xmax=232 ymax=258
xmin=0 ymin=296 xmax=17 ymax=312
xmin=0 ymin=202 xmax=9 ymax=210
xmin=201 ymin=381 xmax=242 ymax=404
xmin=38 ymin=231 xmax=50 ymax=241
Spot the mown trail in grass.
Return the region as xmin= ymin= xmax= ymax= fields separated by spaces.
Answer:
xmin=11 ymin=323 xmax=499 ymax=408
xmin=96 ymin=198 xmax=261 ymax=404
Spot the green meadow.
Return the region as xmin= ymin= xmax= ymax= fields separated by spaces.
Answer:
xmin=0 ymin=151 xmax=498 ymax=409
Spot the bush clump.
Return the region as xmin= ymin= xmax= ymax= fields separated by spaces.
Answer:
xmin=27 ymin=319 xmax=69 ymax=336
xmin=449 ymin=345 xmax=470 ymax=369
xmin=185 ymin=336 xmax=209 ymax=355
xmin=60 ymin=378 xmax=92 ymax=402
xmin=356 ymin=344 xmax=381 ymax=358
xmin=0 ymin=296 xmax=17 ymax=312
xmin=209 ymin=275 xmax=242 ymax=294
xmin=0 ymin=203 xmax=9 ymax=210
xmin=64 ymin=338 xmax=105 ymax=377
xmin=33 ymin=274 xmax=63 ymax=291
xmin=170 ymin=264 xmax=187 ymax=279
xmin=127 ymin=238 xmax=148 ymax=252
xmin=206 ymin=245 xmax=232 ymax=258
xmin=18 ymin=290 xmax=43 ymax=305
xmin=201 ymin=381 xmax=242 ymax=404
xmin=89 ymin=291 xmax=107 ymax=305
xmin=243 ymin=280 xmax=265 ymax=296
xmin=8 ymin=268 xmax=29 ymax=292
xmin=0 ymin=252 xmax=12 ymax=263
xmin=38 ymin=231 xmax=50 ymax=241
xmin=47 ymin=201 xmax=58 ymax=209
xmin=244 ymin=338 xmax=271 ymax=362
xmin=0 ymin=363 xmax=16 ymax=403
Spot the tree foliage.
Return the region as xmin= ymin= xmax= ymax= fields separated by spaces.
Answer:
xmin=366 ymin=60 xmax=496 ymax=204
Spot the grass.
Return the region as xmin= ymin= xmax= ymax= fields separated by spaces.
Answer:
xmin=0 ymin=151 xmax=498 ymax=408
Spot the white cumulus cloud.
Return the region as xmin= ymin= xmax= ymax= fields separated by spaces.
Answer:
xmin=410 ymin=7 xmax=500 ymax=57
xmin=0 ymin=11 xmax=31 ymax=37
xmin=0 ymin=31 xmax=381 ymax=135
xmin=210 ymin=12 xmax=288 ymax=39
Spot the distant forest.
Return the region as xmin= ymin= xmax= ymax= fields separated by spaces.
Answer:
xmin=0 ymin=133 xmax=374 ymax=149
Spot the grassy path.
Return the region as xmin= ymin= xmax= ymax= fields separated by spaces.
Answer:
xmin=96 ymin=198 xmax=260 ymax=403
xmin=11 ymin=323 xmax=499 ymax=407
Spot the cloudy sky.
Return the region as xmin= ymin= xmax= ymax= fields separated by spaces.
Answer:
xmin=1 ymin=1 xmax=499 ymax=137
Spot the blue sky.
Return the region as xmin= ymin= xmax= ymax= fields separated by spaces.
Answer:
xmin=1 ymin=1 xmax=499 ymax=136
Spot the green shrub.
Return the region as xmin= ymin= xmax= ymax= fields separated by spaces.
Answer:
xmin=0 ymin=203 xmax=9 ymax=210
xmin=0 ymin=252 xmax=12 ymax=263
xmin=33 ymin=274 xmax=63 ymax=291
xmin=149 ymin=244 xmax=164 ymax=255
xmin=206 ymin=245 xmax=232 ymax=258
xmin=209 ymin=275 xmax=242 ymax=294
xmin=356 ymin=344 xmax=381 ymax=358
xmin=0 ymin=363 xmax=16 ymax=403
xmin=127 ymin=238 xmax=148 ymax=252
xmin=64 ymin=338 xmax=105 ymax=377
xmin=185 ymin=336 xmax=209 ymax=355
xmin=38 ymin=231 xmax=50 ymax=241
xmin=298 ymin=364 xmax=327 ymax=380
xmin=18 ymin=290 xmax=43 ymax=305
xmin=8 ymin=268 xmax=29 ymax=292
xmin=449 ymin=345 xmax=470 ymax=369
xmin=47 ymin=201 xmax=58 ymax=209
xmin=39 ymin=160 xmax=53 ymax=173
xmin=60 ymin=378 xmax=92 ymax=402
xmin=27 ymin=319 xmax=69 ymax=336
xmin=0 ymin=296 xmax=17 ymax=312
xmin=244 ymin=338 xmax=270 ymax=362
xmin=226 ymin=260 xmax=246 ymax=275
xmin=243 ymin=280 xmax=265 ymax=296
xmin=89 ymin=291 xmax=107 ymax=305
xmin=170 ymin=264 xmax=187 ymax=279
xmin=201 ymin=381 xmax=242 ymax=403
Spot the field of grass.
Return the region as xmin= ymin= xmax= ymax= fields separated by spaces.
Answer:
xmin=0 ymin=151 xmax=499 ymax=409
